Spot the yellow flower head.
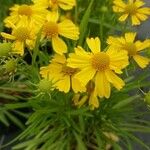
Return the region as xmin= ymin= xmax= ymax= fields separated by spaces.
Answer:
xmin=41 ymin=11 xmax=79 ymax=55
xmin=107 ymin=32 xmax=150 ymax=68
xmin=113 ymin=0 xmax=150 ymax=25
xmin=73 ymin=80 xmax=99 ymax=109
xmin=32 ymin=0 xmax=76 ymax=11
xmin=40 ymin=54 xmax=85 ymax=93
xmin=1 ymin=18 xmax=36 ymax=56
xmin=67 ymin=37 xmax=129 ymax=98
xmin=4 ymin=4 xmax=47 ymax=28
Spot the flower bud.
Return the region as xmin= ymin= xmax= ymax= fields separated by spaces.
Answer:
xmin=38 ymin=79 xmax=53 ymax=93
xmin=100 ymin=6 xmax=108 ymax=13
xmin=3 ymin=59 xmax=17 ymax=73
xmin=0 ymin=42 xmax=12 ymax=57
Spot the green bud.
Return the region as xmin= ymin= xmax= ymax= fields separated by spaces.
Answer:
xmin=0 ymin=42 xmax=12 ymax=57
xmin=3 ymin=59 xmax=17 ymax=73
xmin=38 ymin=79 xmax=53 ymax=93
xmin=100 ymin=6 xmax=108 ymax=13
xmin=145 ymin=91 xmax=150 ymax=105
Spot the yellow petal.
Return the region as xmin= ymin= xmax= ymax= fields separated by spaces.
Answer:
xmin=107 ymin=36 xmax=126 ymax=48
xmin=105 ymin=70 xmax=125 ymax=90
xmin=47 ymin=11 xmax=59 ymax=22
xmin=67 ymin=53 xmax=91 ymax=68
xmin=89 ymin=91 xmax=99 ymax=109
xmin=135 ymin=40 xmax=150 ymax=52
xmin=107 ymin=48 xmax=129 ymax=73
xmin=137 ymin=8 xmax=150 ymax=15
xmin=59 ymin=0 xmax=76 ymax=10
xmin=136 ymin=13 xmax=148 ymax=21
xmin=113 ymin=6 xmax=125 ymax=12
xmin=133 ymin=55 xmax=149 ymax=68
xmin=134 ymin=0 xmax=145 ymax=8
xmin=52 ymin=36 xmax=67 ymax=54
xmin=95 ymin=71 xmax=111 ymax=98
xmin=4 ymin=16 xmax=18 ymax=28
xmin=51 ymin=54 xmax=66 ymax=64
xmin=131 ymin=15 xmax=140 ymax=25
xmin=71 ymin=77 xmax=86 ymax=93
xmin=125 ymin=32 xmax=136 ymax=43
xmin=40 ymin=66 xmax=51 ymax=79
xmin=75 ymin=67 xmax=96 ymax=86
xmin=86 ymin=37 xmax=101 ymax=53
xmin=74 ymin=46 xmax=91 ymax=58
xmin=58 ymin=19 xmax=79 ymax=40
xmin=26 ymin=40 xmax=35 ymax=49
xmin=1 ymin=32 xmax=15 ymax=40
xmin=67 ymin=47 xmax=91 ymax=69
xmin=49 ymin=63 xmax=62 ymax=75
xmin=12 ymin=41 xmax=24 ymax=56
xmin=32 ymin=0 xmax=48 ymax=8
xmin=113 ymin=0 xmax=126 ymax=8
xmin=55 ymin=75 xmax=70 ymax=93
xmin=119 ymin=14 xmax=129 ymax=22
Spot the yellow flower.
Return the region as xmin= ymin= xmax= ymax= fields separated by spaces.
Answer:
xmin=73 ymin=80 xmax=99 ymax=109
xmin=40 ymin=54 xmax=85 ymax=93
xmin=107 ymin=32 xmax=150 ymax=68
xmin=67 ymin=37 xmax=129 ymax=98
xmin=32 ymin=0 xmax=76 ymax=11
xmin=113 ymin=0 xmax=150 ymax=25
xmin=1 ymin=18 xmax=36 ymax=56
xmin=4 ymin=4 xmax=47 ymax=28
xmin=41 ymin=11 xmax=79 ymax=55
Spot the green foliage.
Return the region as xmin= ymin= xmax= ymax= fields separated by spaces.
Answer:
xmin=2 ymin=89 xmax=149 ymax=150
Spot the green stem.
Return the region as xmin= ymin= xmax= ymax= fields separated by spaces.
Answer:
xmin=32 ymin=30 xmax=42 ymax=66
xmin=100 ymin=13 xmax=104 ymax=42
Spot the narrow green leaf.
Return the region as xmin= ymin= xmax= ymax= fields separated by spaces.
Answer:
xmin=13 ymin=140 xmax=36 ymax=149
xmin=123 ymin=135 xmax=133 ymax=150
xmin=79 ymin=116 xmax=85 ymax=132
xmin=74 ymin=132 xmax=86 ymax=150
xmin=78 ymin=0 xmax=94 ymax=45
xmin=112 ymin=95 xmax=140 ymax=109
xmin=0 ymin=93 xmax=18 ymax=101
xmin=127 ymin=133 xmax=150 ymax=150
xmin=120 ymin=123 xmax=150 ymax=133
xmin=120 ymin=127 xmax=150 ymax=133
xmin=95 ymin=130 xmax=103 ymax=149
xmin=0 ymin=87 xmax=33 ymax=93
xmin=0 ymin=112 xmax=9 ymax=126
xmin=5 ymin=103 xmax=30 ymax=110
xmin=4 ymin=111 xmax=25 ymax=130
xmin=12 ymin=110 xmax=30 ymax=119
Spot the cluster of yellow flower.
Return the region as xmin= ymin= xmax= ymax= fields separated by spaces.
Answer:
xmin=1 ymin=0 xmax=150 ymax=109
xmin=1 ymin=0 xmax=77 ymax=55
